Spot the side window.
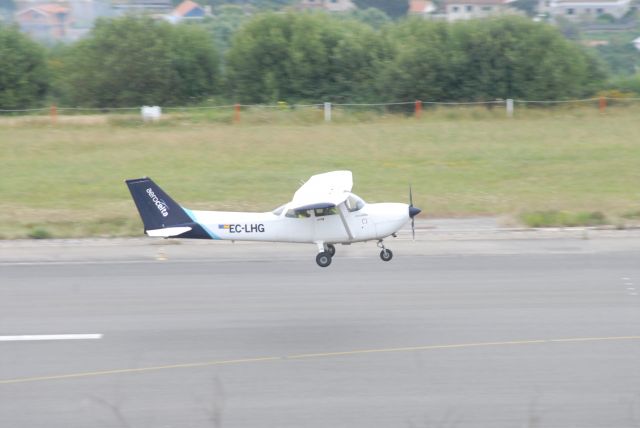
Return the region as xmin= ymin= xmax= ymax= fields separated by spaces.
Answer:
xmin=314 ymin=207 xmax=337 ymax=216
xmin=287 ymin=209 xmax=311 ymax=218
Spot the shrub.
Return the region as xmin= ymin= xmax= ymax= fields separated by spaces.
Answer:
xmin=520 ymin=210 xmax=608 ymax=227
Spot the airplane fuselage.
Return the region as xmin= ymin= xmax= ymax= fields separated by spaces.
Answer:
xmin=186 ymin=202 xmax=410 ymax=244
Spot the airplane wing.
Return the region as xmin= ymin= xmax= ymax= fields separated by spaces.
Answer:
xmin=290 ymin=171 xmax=353 ymax=211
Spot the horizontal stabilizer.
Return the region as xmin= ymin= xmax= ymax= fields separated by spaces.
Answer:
xmin=146 ymin=226 xmax=192 ymax=237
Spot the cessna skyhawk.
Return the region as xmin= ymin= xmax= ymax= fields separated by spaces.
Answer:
xmin=125 ymin=171 xmax=421 ymax=267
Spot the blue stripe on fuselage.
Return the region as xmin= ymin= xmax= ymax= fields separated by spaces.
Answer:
xmin=182 ymin=207 xmax=221 ymax=240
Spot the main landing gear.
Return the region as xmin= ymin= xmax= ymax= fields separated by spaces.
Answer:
xmin=315 ymin=241 xmax=393 ymax=267
xmin=315 ymin=242 xmax=336 ymax=268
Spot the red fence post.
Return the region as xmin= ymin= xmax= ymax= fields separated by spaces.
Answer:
xmin=599 ymin=96 xmax=607 ymax=113
xmin=234 ymin=103 xmax=241 ymax=123
xmin=415 ymin=100 xmax=422 ymax=119
xmin=50 ymin=104 xmax=57 ymax=125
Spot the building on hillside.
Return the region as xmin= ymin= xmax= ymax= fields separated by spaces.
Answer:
xmin=15 ymin=3 xmax=71 ymax=40
xmin=69 ymin=0 xmax=111 ymax=28
xmin=112 ymin=0 xmax=172 ymax=16
xmin=444 ymin=0 xmax=516 ymax=20
xmin=166 ymin=0 xmax=208 ymax=23
xmin=538 ymin=0 xmax=632 ymax=20
xmin=297 ymin=0 xmax=356 ymax=12
xmin=408 ymin=0 xmax=437 ymax=16
xmin=633 ymin=36 xmax=640 ymax=51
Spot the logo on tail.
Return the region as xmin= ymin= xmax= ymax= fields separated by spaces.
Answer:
xmin=146 ymin=188 xmax=169 ymax=217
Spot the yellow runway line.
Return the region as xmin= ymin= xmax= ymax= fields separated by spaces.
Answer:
xmin=0 ymin=356 xmax=280 ymax=385
xmin=2 ymin=336 xmax=639 ymax=385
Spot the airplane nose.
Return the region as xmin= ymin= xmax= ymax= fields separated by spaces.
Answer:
xmin=409 ymin=206 xmax=421 ymax=218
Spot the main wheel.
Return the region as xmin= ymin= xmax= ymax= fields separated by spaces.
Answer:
xmin=326 ymin=244 xmax=336 ymax=257
xmin=316 ymin=251 xmax=332 ymax=267
xmin=380 ymin=249 xmax=393 ymax=262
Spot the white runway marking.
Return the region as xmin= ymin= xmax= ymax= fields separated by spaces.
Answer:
xmin=0 ymin=334 xmax=103 ymax=342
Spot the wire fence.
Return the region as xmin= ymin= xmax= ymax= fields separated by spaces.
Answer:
xmin=2 ymin=96 xmax=640 ymax=123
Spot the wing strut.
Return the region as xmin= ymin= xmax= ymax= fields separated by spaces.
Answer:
xmin=337 ymin=203 xmax=354 ymax=241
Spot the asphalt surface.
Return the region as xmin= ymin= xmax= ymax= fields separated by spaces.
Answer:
xmin=1 ymin=236 xmax=640 ymax=428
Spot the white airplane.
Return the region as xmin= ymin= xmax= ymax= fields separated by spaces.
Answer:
xmin=125 ymin=171 xmax=421 ymax=267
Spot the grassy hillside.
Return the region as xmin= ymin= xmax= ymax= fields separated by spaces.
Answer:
xmin=1 ymin=107 xmax=639 ymax=238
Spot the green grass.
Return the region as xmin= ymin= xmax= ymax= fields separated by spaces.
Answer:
xmin=519 ymin=210 xmax=608 ymax=228
xmin=1 ymin=106 xmax=640 ymax=238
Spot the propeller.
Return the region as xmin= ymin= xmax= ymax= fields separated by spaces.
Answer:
xmin=408 ymin=185 xmax=421 ymax=240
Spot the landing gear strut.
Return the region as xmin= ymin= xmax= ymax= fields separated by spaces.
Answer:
xmin=377 ymin=240 xmax=393 ymax=262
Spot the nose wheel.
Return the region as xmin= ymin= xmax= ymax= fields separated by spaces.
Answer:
xmin=377 ymin=240 xmax=393 ymax=262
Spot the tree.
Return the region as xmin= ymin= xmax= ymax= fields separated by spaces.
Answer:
xmin=596 ymin=42 xmax=640 ymax=75
xmin=377 ymin=17 xmax=606 ymax=102
xmin=206 ymin=0 xmax=293 ymax=10
xmin=509 ymin=0 xmax=539 ymax=17
xmin=345 ymin=7 xmax=391 ymax=29
xmin=352 ymin=0 xmax=408 ymax=18
xmin=201 ymin=5 xmax=251 ymax=53
xmin=376 ymin=19 xmax=454 ymax=102
xmin=225 ymin=12 xmax=389 ymax=103
xmin=169 ymin=24 xmax=221 ymax=102
xmin=0 ymin=25 xmax=49 ymax=109
xmin=56 ymin=17 xmax=220 ymax=107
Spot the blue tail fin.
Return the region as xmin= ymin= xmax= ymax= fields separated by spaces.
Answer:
xmin=125 ymin=177 xmax=192 ymax=231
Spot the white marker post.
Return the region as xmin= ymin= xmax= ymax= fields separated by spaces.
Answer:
xmin=506 ymin=99 xmax=514 ymax=118
xmin=324 ymin=102 xmax=332 ymax=122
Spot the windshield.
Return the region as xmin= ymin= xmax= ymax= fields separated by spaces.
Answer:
xmin=345 ymin=194 xmax=365 ymax=212
xmin=271 ymin=204 xmax=286 ymax=215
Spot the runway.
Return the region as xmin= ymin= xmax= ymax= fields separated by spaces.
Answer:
xmin=1 ymin=240 xmax=640 ymax=427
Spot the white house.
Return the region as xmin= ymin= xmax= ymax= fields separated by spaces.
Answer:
xmin=298 ymin=0 xmax=356 ymax=12
xmin=540 ymin=0 xmax=632 ymax=19
xmin=444 ymin=0 xmax=515 ymax=21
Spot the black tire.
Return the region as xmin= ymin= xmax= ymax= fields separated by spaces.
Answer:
xmin=316 ymin=252 xmax=332 ymax=267
xmin=380 ymin=249 xmax=393 ymax=262
xmin=326 ymin=244 xmax=336 ymax=257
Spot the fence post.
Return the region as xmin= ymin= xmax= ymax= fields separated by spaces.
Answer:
xmin=234 ymin=103 xmax=241 ymax=123
xmin=50 ymin=104 xmax=57 ymax=125
xmin=415 ymin=100 xmax=422 ymax=118
xmin=599 ymin=96 xmax=607 ymax=113
xmin=506 ymin=99 xmax=514 ymax=118
xmin=324 ymin=102 xmax=332 ymax=122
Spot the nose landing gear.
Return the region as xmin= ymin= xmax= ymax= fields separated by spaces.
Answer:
xmin=378 ymin=240 xmax=393 ymax=262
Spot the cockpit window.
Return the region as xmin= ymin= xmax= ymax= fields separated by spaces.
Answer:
xmin=286 ymin=209 xmax=311 ymax=218
xmin=345 ymin=195 xmax=365 ymax=212
xmin=272 ymin=205 xmax=286 ymax=216
xmin=314 ymin=207 xmax=337 ymax=216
